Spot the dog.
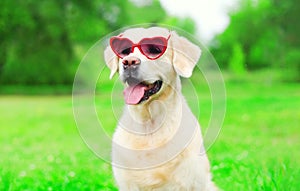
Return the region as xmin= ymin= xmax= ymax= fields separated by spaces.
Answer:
xmin=104 ymin=27 xmax=218 ymax=191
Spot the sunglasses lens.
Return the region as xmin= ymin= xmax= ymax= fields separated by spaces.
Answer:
xmin=111 ymin=38 xmax=133 ymax=58
xmin=140 ymin=38 xmax=167 ymax=59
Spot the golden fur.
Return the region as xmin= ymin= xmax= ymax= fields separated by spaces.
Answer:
xmin=104 ymin=27 xmax=218 ymax=191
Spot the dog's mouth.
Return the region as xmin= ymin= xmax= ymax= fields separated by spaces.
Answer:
xmin=123 ymin=79 xmax=163 ymax=105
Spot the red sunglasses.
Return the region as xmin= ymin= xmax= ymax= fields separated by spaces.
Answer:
xmin=110 ymin=35 xmax=171 ymax=60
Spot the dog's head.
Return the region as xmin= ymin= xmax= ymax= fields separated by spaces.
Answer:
xmin=104 ymin=27 xmax=201 ymax=105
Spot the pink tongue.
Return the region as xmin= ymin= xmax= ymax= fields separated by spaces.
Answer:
xmin=123 ymin=84 xmax=147 ymax=105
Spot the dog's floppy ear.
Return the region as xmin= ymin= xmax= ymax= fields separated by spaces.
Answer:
xmin=104 ymin=45 xmax=119 ymax=79
xmin=170 ymin=31 xmax=201 ymax=78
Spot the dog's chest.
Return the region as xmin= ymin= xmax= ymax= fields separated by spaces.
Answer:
xmin=121 ymin=118 xmax=179 ymax=150
xmin=114 ymin=151 xmax=187 ymax=189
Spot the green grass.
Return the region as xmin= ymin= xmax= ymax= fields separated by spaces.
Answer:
xmin=0 ymin=80 xmax=299 ymax=190
xmin=210 ymin=82 xmax=300 ymax=190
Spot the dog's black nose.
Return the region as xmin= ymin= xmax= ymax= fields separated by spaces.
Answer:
xmin=122 ymin=56 xmax=141 ymax=69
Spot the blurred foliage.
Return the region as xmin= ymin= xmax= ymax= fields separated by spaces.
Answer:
xmin=229 ymin=43 xmax=246 ymax=75
xmin=1 ymin=0 xmax=299 ymax=85
xmin=0 ymin=0 xmax=196 ymax=85
xmin=211 ymin=0 xmax=300 ymax=81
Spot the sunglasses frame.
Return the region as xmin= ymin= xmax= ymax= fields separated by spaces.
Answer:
xmin=110 ymin=34 xmax=171 ymax=60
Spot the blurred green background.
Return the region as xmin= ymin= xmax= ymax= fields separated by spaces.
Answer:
xmin=0 ymin=0 xmax=299 ymax=190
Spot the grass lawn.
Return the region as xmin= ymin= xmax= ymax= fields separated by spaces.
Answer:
xmin=0 ymin=80 xmax=299 ymax=190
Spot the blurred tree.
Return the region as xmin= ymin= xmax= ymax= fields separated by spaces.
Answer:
xmin=211 ymin=0 xmax=300 ymax=81
xmin=0 ymin=0 xmax=197 ymax=85
xmin=229 ymin=43 xmax=246 ymax=75
xmin=0 ymin=0 xmax=75 ymax=84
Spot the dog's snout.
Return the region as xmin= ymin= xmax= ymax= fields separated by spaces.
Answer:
xmin=122 ymin=57 xmax=141 ymax=69
xmin=121 ymin=56 xmax=140 ymax=81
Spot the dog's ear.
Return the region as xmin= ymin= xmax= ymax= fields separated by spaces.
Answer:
xmin=104 ymin=45 xmax=119 ymax=79
xmin=170 ymin=31 xmax=201 ymax=78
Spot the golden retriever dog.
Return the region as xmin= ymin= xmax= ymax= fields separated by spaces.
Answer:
xmin=104 ymin=27 xmax=218 ymax=191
